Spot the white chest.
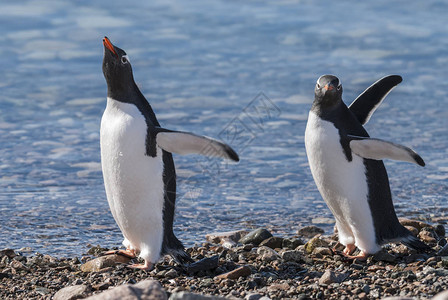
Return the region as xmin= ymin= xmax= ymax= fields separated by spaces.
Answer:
xmin=304 ymin=111 xmax=368 ymax=207
xmin=100 ymin=98 xmax=165 ymax=244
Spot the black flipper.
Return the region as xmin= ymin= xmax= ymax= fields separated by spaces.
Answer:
xmin=348 ymin=75 xmax=402 ymax=125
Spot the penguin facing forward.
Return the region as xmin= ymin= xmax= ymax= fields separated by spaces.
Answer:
xmin=304 ymin=74 xmax=429 ymax=260
xmin=101 ymin=37 xmax=239 ymax=270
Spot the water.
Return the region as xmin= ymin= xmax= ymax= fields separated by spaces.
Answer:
xmin=0 ymin=0 xmax=447 ymax=257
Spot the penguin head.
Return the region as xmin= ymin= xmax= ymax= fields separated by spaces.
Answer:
xmin=314 ymin=74 xmax=343 ymax=109
xmin=102 ymin=37 xmax=135 ymax=96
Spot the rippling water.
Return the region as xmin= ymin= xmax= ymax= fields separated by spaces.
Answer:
xmin=0 ymin=0 xmax=447 ymax=257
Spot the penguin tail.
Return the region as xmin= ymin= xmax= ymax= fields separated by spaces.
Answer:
xmin=162 ymin=233 xmax=193 ymax=264
xmin=401 ymin=234 xmax=432 ymax=252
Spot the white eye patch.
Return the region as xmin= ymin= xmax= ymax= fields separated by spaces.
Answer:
xmin=121 ymin=55 xmax=130 ymax=64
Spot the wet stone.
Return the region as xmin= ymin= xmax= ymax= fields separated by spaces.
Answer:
xmin=304 ymin=236 xmax=329 ymax=254
xmin=435 ymin=224 xmax=446 ymax=237
xmin=187 ymin=255 xmax=219 ymax=273
xmin=297 ymin=226 xmax=325 ymax=238
xmin=259 ymin=237 xmax=283 ymax=249
xmin=215 ymin=265 xmax=251 ymax=280
xmin=239 ymin=229 xmax=273 ymax=246
xmin=282 ymin=238 xmax=304 ymax=249
xmin=257 ymin=246 xmax=280 ymax=262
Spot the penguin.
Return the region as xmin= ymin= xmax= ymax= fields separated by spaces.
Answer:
xmin=101 ymin=37 xmax=239 ymax=270
xmin=304 ymin=74 xmax=429 ymax=260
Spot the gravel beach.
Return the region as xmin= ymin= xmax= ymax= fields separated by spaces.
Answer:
xmin=2 ymin=219 xmax=448 ymax=300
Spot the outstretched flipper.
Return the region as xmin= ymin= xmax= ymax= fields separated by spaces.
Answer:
xmin=347 ymin=135 xmax=425 ymax=166
xmin=348 ymin=75 xmax=402 ymax=125
xmin=155 ymin=129 xmax=239 ymax=162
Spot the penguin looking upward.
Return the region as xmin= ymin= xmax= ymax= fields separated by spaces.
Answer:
xmin=101 ymin=37 xmax=239 ymax=270
xmin=304 ymin=74 xmax=429 ymax=260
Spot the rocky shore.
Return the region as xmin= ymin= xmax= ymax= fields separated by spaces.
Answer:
xmin=2 ymin=218 xmax=448 ymax=300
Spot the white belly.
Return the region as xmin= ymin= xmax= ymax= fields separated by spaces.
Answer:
xmin=304 ymin=111 xmax=379 ymax=253
xmin=100 ymin=98 xmax=165 ymax=263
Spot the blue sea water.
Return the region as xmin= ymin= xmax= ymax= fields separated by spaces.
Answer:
xmin=0 ymin=0 xmax=447 ymax=257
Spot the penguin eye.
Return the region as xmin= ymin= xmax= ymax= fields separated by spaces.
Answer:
xmin=337 ymin=84 xmax=342 ymax=90
xmin=316 ymin=83 xmax=321 ymax=89
xmin=121 ymin=56 xmax=129 ymax=64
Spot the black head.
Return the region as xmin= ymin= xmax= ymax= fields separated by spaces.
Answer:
xmin=313 ymin=74 xmax=343 ymax=111
xmin=102 ymin=37 xmax=135 ymax=99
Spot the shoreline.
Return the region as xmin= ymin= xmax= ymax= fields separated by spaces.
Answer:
xmin=1 ymin=219 xmax=448 ymax=300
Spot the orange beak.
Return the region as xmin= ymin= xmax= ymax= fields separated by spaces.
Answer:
xmin=324 ymin=84 xmax=334 ymax=91
xmin=103 ymin=37 xmax=118 ymax=57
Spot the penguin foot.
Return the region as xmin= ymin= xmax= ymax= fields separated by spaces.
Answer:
xmin=128 ymin=261 xmax=153 ymax=271
xmin=343 ymin=244 xmax=356 ymax=256
xmin=104 ymin=249 xmax=136 ymax=258
xmin=347 ymin=251 xmax=369 ymax=261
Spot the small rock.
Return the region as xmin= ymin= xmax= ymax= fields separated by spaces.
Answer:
xmin=282 ymin=238 xmax=303 ymax=249
xmin=215 ymin=265 xmax=251 ymax=280
xmin=304 ymin=236 xmax=329 ymax=254
xmin=297 ymin=226 xmax=325 ymax=238
xmin=239 ymin=228 xmax=273 ymax=246
xmin=86 ymin=280 xmax=167 ymax=300
xmin=80 ymin=254 xmax=131 ymax=272
xmin=0 ymin=249 xmax=16 ymax=259
xmin=35 ymin=286 xmax=50 ymax=295
xmin=10 ymin=260 xmax=27 ymax=270
xmin=419 ymin=229 xmax=437 ymax=245
xmin=257 ymin=246 xmax=280 ymax=262
xmin=435 ymin=224 xmax=446 ymax=237
xmin=245 ymin=293 xmax=263 ymax=300
xmin=318 ymin=270 xmax=349 ymax=285
xmin=54 ymin=285 xmax=89 ymax=300
xmin=399 ymin=218 xmax=433 ymax=231
xmin=165 ymin=269 xmax=179 ymax=279
xmin=187 ymin=255 xmax=219 ymax=273
xmin=206 ymin=230 xmax=248 ymax=246
xmin=169 ymin=292 xmax=227 ymax=300
xmin=92 ymin=282 xmax=110 ymax=291
xmin=438 ymin=243 xmax=448 ymax=256
xmin=259 ymin=237 xmax=283 ymax=249
xmin=372 ymin=250 xmax=396 ymax=263
xmin=313 ymin=247 xmax=332 ymax=256
xmin=87 ymin=245 xmax=109 ymax=256
xmin=432 ymin=290 xmax=448 ymax=300
xmin=281 ymin=250 xmax=304 ymax=263
xmin=267 ymin=283 xmax=290 ymax=291
xmin=405 ymin=226 xmax=419 ymax=237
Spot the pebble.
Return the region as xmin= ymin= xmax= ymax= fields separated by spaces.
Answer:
xmin=297 ymin=225 xmax=325 ymax=238
xmin=80 ymin=254 xmax=131 ymax=272
xmin=256 ymin=246 xmax=280 ymax=262
xmin=304 ymin=236 xmax=329 ymax=254
xmin=239 ymin=228 xmax=273 ymax=246
xmin=318 ymin=270 xmax=348 ymax=285
xmin=259 ymin=237 xmax=283 ymax=249
xmin=54 ymin=285 xmax=89 ymax=300
xmin=215 ymin=265 xmax=251 ymax=280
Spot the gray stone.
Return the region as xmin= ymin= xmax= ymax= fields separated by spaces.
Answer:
xmin=318 ymin=270 xmax=348 ymax=285
xmin=187 ymin=255 xmax=219 ymax=273
xmin=259 ymin=237 xmax=283 ymax=249
xmin=432 ymin=290 xmax=448 ymax=300
xmin=281 ymin=250 xmax=304 ymax=263
xmin=304 ymin=236 xmax=329 ymax=254
xmin=169 ymin=291 xmax=227 ymax=300
xmin=372 ymin=250 xmax=396 ymax=263
xmin=80 ymin=254 xmax=131 ymax=272
xmin=297 ymin=226 xmax=324 ymax=238
xmin=282 ymin=238 xmax=303 ymax=249
xmin=86 ymin=280 xmax=167 ymax=300
xmin=245 ymin=293 xmax=263 ymax=300
xmin=435 ymin=224 xmax=446 ymax=237
xmin=54 ymin=285 xmax=89 ymax=300
xmin=257 ymin=246 xmax=280 ymax=262
xmin=205 ymin=230 xmax=248 ymax=247
xmin=239 ymin=228 xmax=273 ymax=246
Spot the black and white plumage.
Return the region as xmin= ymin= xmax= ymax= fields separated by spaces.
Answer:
xmin=100 ymin=37 xmax=239 ymax=270
xmin=304 ymin=74 xmax=428 ymax=259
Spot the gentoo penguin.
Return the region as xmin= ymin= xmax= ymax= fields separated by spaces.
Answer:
xmin=101 ymin=37 xmax=239 ymax=270
xmin=304 ymin=74 xmax=429 ymax=259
